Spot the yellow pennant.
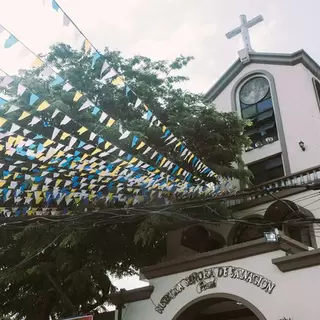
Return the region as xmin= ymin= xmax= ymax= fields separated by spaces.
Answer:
xmin=32 ymin=57 xmax=44 ymax=68
xmin=91 ymin=148 xmax=102 ymax=156
xmin=175 ymin=141 xmax=182 ymax=149
xmin=177 ymin=168 xmax=183 ymax=176
xmin=56 ymin=150 xmax=65 ymax=158
xmin=136 ymin=141 xmax=145 ymax=150
xmin=55 ymin=179 xmax=63 ymax=187
xmin=160 ymin=157 xmax=167 ymax=167
xmin=162 ymin=125 xmax=167 ymax=133
xmin=0 ymin=117 xmax=7 ymax=127
xmin=43 ymin=139 xmax=54 ymax=147
xmin=36 ymin=197 xmax=43 ymax=205
xmin=77 ymin=126 xmax=88 ymax=135
xmin=0 ymin=144 xmax=3 ymax=151
xmin=188 ymin=154 xmax=195 ymax=163
xmin=106 ymin=118 xmax=115 ymax=127
xmin=7 ymin=136 xmax=16 ymax=149
xmin=84 ymin=39 xmax=91 ymax=54
xmin=14 ymin=135 xmax=24 ymax=146
xmin=60 ymin=132 xmax=70 ymax=140
xmin=18 ymin=111 xmax=31 ymax=121
xmin=73 ymin=91 xmax=83 ymax=102
xmin=129 ymin=157 xmax=138 ymax=164
xmin=111 ymin=76 xmax=124 ymax=86
xmin=37 ymin=100 xmax=50 ymax=111
xmin=0 ymin=180 xmax=6 ymax=188
xmin=81 ymin=153 xmax=89 ymax=161
xmin=104 ymin=141 xmax=112 ymax=149
xmin=14 ymin=172 xmax=19 ymax=179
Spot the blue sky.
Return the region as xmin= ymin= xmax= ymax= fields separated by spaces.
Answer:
xmin=0 ymin=0 xmax=319 ymax=290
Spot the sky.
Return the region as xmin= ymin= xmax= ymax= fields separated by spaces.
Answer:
xmin=0 ymin=0 xmax=320 ymax=290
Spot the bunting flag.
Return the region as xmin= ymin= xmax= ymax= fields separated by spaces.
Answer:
xmin=4 ymin=35 xmax=17 ymax=48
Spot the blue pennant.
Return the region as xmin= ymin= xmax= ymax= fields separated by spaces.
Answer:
xmin=172 ymin=165 xmax=179 ymax=175
xmin=125 ymin=85 xmax=131 ymax=97
xmin=91 ymin=106 xmax=100 ymax=115
xmin=161 ymin=129 xmax=171 ymax=139
xmin=52 ymin=0 xmax=59 ymax=11
xmin=98 ymin=137 xmax=104 ymax=144
xmin=29 ymin=93 xmax=39 ymax=106
xmin=156 ymin=154 xmax=163 ymax=164
xmin=131 ymin=135 xmax=139 ymax=148
xmin=4 ymin=35 xmax=18 ymax=49
xmin=78 ymin=140 xmax=86 ymax=148
xmin=91 ymin=52 xmax=101 ymax=68
xmin=50 ymin=75 xmax=64 ymax=87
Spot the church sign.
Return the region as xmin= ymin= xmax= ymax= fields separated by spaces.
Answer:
xmin=155 ymin=265 xmax=276 ymax=314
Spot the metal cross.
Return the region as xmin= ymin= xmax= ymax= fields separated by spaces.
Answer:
xmin=225 ymin=14 xmax=264 ymax=51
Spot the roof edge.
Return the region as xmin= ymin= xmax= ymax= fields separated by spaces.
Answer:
xmin=204 ymin=49 xmax=320 ymax=102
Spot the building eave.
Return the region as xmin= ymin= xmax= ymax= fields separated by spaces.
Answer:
xmin=203 ymin=49 xmax=320 ymax=102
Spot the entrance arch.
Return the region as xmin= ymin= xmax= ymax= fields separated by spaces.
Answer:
xmin=173 ymin=293 xmax=266 ymax=320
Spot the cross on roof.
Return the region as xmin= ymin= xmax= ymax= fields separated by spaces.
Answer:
xmin=225 ymin=14 xmax=264 ymax=52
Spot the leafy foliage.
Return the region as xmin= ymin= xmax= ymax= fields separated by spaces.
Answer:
xmin=0 ymin=43 xmax=249 ymax=318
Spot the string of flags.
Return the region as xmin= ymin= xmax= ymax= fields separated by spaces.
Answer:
xmin=0 ymin=4 xmax=236 ymax=216
xmin=45 ymin=0 xmax=217 ymax=180
xmin=0 ymin=26 xmax=214 ymax=186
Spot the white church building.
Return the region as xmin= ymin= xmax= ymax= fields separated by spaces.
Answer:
xmin=108 ymin=15 xmax=320 ymax=320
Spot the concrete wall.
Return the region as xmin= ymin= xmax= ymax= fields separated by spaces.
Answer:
xmin=124 ymin=250 xmax=320 ymax=320
xmin=213 ymin=63 xmax=320 ymax=173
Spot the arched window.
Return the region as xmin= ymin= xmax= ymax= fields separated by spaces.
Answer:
xmin=181 ymin=225 xmax=226 ymax=253
xmin=238 ymin=76 xmax=278 ymax=151
xmin=227 ymin=216 xmax=270 ymax=246
xmin=264 ymin=200 xmax=316 ymax=248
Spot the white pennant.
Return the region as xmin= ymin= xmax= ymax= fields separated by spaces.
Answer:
xmin=100 ymin=60 xmax=110 ymax=77
xmin=23 ymin=129 xmax=31 ymax=136
xmin=40 ymin=66 xmax=54 ymax=78
xmin=5 ymin=105 xmax=19 ymax=114
xmin=63 ymin=83 xmax=73 ymax=92
xmin=143 ymin=146 xmax=152 ymax=155
xmin=52 ymin=128 xmax=60 ymax=140
xmin=99 ymin=112 xmax=108 ymax=123
xmin=166 ymin=137 xmax=178 ymax=145
xmin=101 ymin=68 xmax=117 ymax=81
xmin=69 ymin=136 xmax=77 ymax=148
xmin=119 ymin=130 xmax=130 ymax=140
xmin=0 ymin=76 xmax=13 ymax=87
xmin=89 ymin=132 xmax=97 ymax=140
xmin=79 ymin=99 xmax=93 ymax=111
xmin=119 ymin=150 xmax=125 ymax=157
xmin=17 ymin=84 xmax=27 ymax=96
xmin=60 ymin=115 xmax=71 ymax=125
xmin=52 ymin=109 xmax=60 ymax=118
xmin=150 ymin=151 xmax=158 ymax=159
xmin=134 ymin=98 xmax=142 ymax=109
xmin=118 ymin=123 xmax=124 ymax=134
xmin=29 ymin=117 xmax=41 ymax=126
xmin=9 ymin=123 xmax=20 ymax=134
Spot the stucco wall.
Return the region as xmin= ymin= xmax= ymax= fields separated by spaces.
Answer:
xmin=213 ymin=62 xmax=320 ymax=173
xmin=123 ymin=250 xmax=320 ymax=319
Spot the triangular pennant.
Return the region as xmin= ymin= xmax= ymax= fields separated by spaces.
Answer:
xmin=136 ymin=141 xmax=145 ymax=150
xmin=5 ymin=105 xmax=19 ymax=114
xmin=50 ymin=75 xmax=64 ymax=87
xmin=18 ymin=111 xmax=30 ymax=120
xmin=101 ymin=68 xmax=117 ymax=81
xmin=73 ymin=91 xmax=83 ymax=102
xmin=28 ymin=117 xmax=41 ymax=126
xmin=77 ymin=126 xmax=88 ymax=135
xmin=63 ymin=13 xmax=71 ymax=26
xmin=79 ymin=99 xmax=93 ymax=111
xmin=32 ymin=57 xmax=44 ymax=68
xmin=100 ymin=60 xmax=109 ymax=76
xmin=52 ymin=127 xmax=60 ymax=140
xmin=84 ymin=39 xmax=91 ymax=55
xmin=52 ymin=109 xmax=60 ymax=118
xmin=17 ymin=84 xmax=27 ymax=96
xmin=111 ymin=76 xmax=125 ymax=86
xmin=4 ymin=35 xmax=18 ymax=48
xmin=92 ymin=52 xmax=101 ymax=68
xmin=29 ymin=93 xmax=39 ymax=106
xmin=63 ymin=82 xmax=73 ymax=92
xmin=60 ymin=115 xmax=71 ymax=125
xmin=37 ymin=100 xmax=50 ymax=111
xmin=134 ymin=98 xmax=142 ymax=109
xmin=119 ymin=130 xmax=130 ymax=140
xmin=106 ymin=118 xmax=115 ymax=127
xmin=9 ymin=123 xmax=20 ymax=134
xmin=99 ymin=112 xmax=108 ymax=123
xmin=0 ymin=76 xmax=13 ymax=87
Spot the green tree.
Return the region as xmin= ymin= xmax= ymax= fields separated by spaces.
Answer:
xmin=0 ymin=43 xmax=249 ymax=319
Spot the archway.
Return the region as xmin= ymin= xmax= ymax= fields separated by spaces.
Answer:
xmin=181 ymin=225 xmax=226 ymax=253
xmin=173 ymin=293 xmax=266 ymax=320
xmin=227 ymin=215 xmax=270 ymax=246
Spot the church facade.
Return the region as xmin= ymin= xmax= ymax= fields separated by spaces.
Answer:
xmin=108 ymin=17 xmax=320 ymax=320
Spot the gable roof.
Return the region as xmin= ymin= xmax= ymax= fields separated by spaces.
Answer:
xmin=204 ymin=49 xmax=320 ymax=102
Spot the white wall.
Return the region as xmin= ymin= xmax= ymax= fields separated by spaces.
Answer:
xmin=213 ymin=63 xmax=320 ymax=173
xmin=124 ymin=250 xmax=320 ymax=320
